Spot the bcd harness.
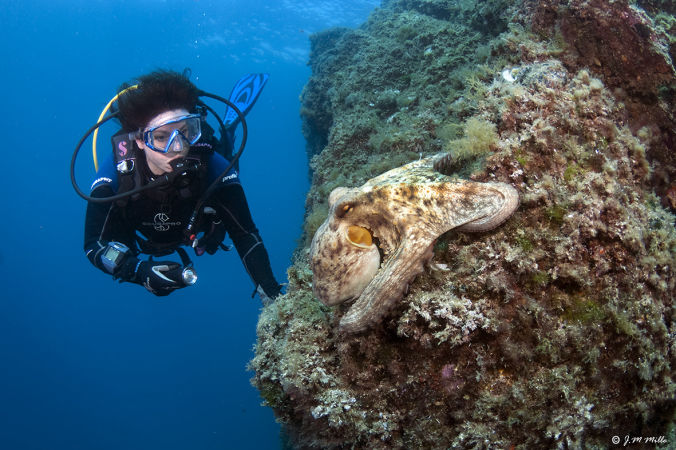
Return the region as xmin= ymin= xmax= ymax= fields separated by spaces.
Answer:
xmin=109 ymin=124 xmax=228 ymax=260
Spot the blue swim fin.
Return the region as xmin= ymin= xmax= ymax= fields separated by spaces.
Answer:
xmin=219 ymin=73 xmax=269 ymax=164
xmin=224 ymin=73 xmax=269 ymax=129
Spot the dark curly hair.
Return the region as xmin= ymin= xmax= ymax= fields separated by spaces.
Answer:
xmin=116 ymin=70 xmax=199 ymax=132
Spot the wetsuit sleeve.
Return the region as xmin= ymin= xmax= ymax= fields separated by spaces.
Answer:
xmin=83 ymin=160 xmax=137 ymax=276
xmin=212 ymin=183 xmax=282 ymax=299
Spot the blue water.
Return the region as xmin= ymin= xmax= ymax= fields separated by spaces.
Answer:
xmin=0 ymin=1 xmax=378 ymax=449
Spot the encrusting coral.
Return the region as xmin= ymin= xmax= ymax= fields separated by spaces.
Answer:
xmin=250 ymin=0 xmax=676 ymax=448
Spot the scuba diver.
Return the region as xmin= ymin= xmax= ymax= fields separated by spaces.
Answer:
xmin=76 ymin=70 xmax=283 ymax=301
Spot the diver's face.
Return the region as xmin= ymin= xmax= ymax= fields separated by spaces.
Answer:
xmin=136 ymin=108 xmax=191 ymax=175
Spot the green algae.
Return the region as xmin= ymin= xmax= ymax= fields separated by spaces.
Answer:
xmin=530 ymin=270 xmax=551 ymax=287
xmin=544 ymin=204 xmax=567 ymax=226
xmin=562 ymin=296 xmax=606 ymax=324
xmin=442 ymin=117 xmax=498 ymax=173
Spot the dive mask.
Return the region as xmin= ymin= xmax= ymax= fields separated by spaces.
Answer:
xmin=142 ymin=113 xmax=202 ymax=153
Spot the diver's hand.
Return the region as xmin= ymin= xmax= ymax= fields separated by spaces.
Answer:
xmin=256 ymin=283 xmax=285 ymax=305
xmin=194 ymin=220 xmax=227 ymax=256
xmin=135 ymin=261 xmax=186 ymax=296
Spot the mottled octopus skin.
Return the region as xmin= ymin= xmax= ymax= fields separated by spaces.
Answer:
xmin=310 ymin=154 xmax=519 ymax=333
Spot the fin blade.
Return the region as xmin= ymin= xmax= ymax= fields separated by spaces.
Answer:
xmin=224 ymin=73 xmax=269 ymax=127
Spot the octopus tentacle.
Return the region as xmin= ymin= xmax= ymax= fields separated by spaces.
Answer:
xmin=339 ymin=238 xmax=434 ymax=333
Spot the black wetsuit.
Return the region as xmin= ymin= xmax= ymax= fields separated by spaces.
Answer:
xmin=83 ymin=139 xmax=281 ymax=298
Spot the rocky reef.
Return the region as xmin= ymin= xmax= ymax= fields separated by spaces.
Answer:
xmin=250 ymin=0 xmax=676 ymax=448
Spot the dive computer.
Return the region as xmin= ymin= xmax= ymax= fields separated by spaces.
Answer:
xmin=101 ymin=242 xmax=130 ymax=274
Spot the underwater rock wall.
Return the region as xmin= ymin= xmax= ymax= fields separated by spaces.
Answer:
xmin=250 ymin=0 xmax=675 ymax=448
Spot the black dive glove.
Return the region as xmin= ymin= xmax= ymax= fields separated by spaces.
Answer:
xmin=194 ymin=220 xmax=227 ymax=256
xmin=117 ymin=258 xmax=188 ymax=297
xmin=135 ymin=261 xmax=187 ymax=296
xmin=193 ymin=207 xmax=229 ymax=257
xmin=256 ymin=282 xmax=285 ymax=304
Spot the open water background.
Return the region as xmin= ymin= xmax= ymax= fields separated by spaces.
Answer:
xmin=0 ymin=1 xmax=378 ymax=449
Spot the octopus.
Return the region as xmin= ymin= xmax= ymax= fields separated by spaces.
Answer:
xmin=310 ymin=153 xmax=519 ymax=333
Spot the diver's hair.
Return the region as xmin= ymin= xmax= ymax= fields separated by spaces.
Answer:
xmin=116 ymin=70 xmax=199 ymax=131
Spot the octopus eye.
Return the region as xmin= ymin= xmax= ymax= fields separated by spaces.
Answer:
xmin=336 ymin=203 xmax=353 ymax=218
xmin=346 ymin=225 xmax=373 ymax=248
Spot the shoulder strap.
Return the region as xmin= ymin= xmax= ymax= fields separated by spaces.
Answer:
xmin=205 ymin=152 xmax=240 ymax=187
xmin=111 ymin=130 xmax=136 ymax=169
xmin=111 ymin=129 xmax=142 ymax=207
